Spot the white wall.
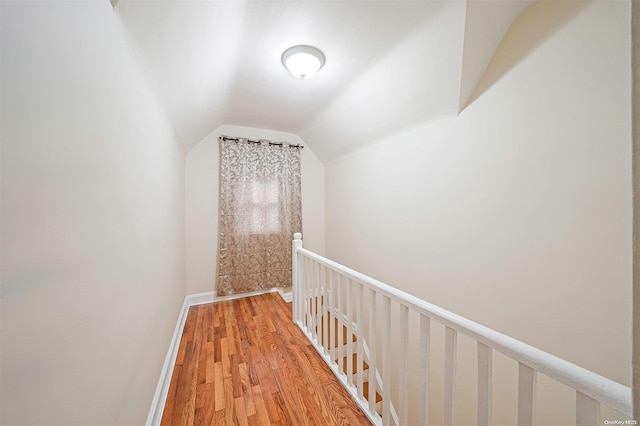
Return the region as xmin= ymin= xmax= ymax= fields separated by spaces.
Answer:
xmin=325 ymin=0 xmax=631 ymax=422
xmin=1 ymin=2 xmax=186 ymax=425
xmin=185 ymin=124 xmax=324 ymax=295
xmin=632 ymin=0 xmax=640 ymax=418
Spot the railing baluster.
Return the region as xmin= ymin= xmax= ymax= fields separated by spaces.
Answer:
xmin=302 ymin=255 xmax=308 ymax=330
xmin=356 ymin=282 xmax=364 ymax=399
xmin=337 ymin=273 xmax=344 ymax=375
xmin=293 ymin=252 xmax=298 ymax=323
xmin=296 ymin=253 xmax=302 ymax=323
xmin=307 ymin=256 xmax=312 ymax=332
xmin=300 ymin=253 xmax=304 ymax=324
xmin=346 ymin=278 xmax=354 ymax=386
xmin=292 ymin=235 xmax=301 ymax=324
xmin=518 ymin=363 xmax=536 ymax=426
xmin=311 ymin=260 xmax=317 ymax=342
xmin=318 ymin=265 xmax=323 ymax=346
xmin=382 ymin=296 xmax=392 ymax=426
xmin=308 ymin=258 xmax=313 ymax=335
xmin=293 ymin=255 xmax=297 ymax=322
xmin=399 ymin=304 xmax=409 ymax=424
xmin=321 ymin=265 xmax=328 ymax=355
xmin=316 ymin=262 xmax=322 ymax=345
xmin=317 ymin=262 xmax=322 ymax=342
xmin=478 ymin=342 xmax=492 ymax=426
xmin=328 ymin=269 xmax=335 ymax=363
xmin=576 ymin=391 xmax=599 ymax=426
xmin=419 ymin=315 xmax=431 ymax=426
xmin=368 ymin=288 xmax=377 ymax=415
xmin=308 ymin=257 xmax=313 ymax=332
xmin=444 ymin=326 xmax=457 ymax=426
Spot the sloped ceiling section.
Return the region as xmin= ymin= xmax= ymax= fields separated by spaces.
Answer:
xmin=116 ymin=0 xmax=531 ymax=162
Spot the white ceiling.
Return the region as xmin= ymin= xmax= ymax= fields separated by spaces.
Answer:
xmin=116 ymin=0 xmax=533 ymax=162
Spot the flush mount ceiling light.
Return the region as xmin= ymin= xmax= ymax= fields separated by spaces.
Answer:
xmin=281 ymin=45 xmax=325 ymax=79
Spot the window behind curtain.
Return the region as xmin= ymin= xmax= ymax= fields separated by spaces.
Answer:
xmin=217 ymin=138 xmax=302 ymax=297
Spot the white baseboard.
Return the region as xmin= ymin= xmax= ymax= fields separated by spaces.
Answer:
xmin=214 ymin=287 xmax=276 ymax=302
xmin=145 ymin=287 xmax=291 ymax=425
xmin=187 ymin=291 xmax=215 ymax=306
xmin=277 ymin=287 xmax=293 ymax=302
xmin=145 ymin=293 xmax=199 ymax=426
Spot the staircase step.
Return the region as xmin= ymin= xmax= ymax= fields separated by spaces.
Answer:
xmin=340 ymin=353 xmax=369 ymax=375
xmin=314 ymin=317 xmax=357 ymax=349
xmin=362 ymin=381 xmax=383 ymax=404
xmin=304 ymin=296 xmax=382 ymax=414
xmin=306 ymin=304 xmax=385 ymax=415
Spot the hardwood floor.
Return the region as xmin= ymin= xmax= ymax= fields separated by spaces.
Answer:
xmin=160 ymin=293 xmax=372 ymax=425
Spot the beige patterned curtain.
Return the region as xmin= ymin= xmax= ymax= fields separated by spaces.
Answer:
xmin=216 ymin=137 xmax=302 ymax=297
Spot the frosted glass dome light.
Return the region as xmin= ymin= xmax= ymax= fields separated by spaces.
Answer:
xmin=282 ymin=45 xmax=325 ymax=79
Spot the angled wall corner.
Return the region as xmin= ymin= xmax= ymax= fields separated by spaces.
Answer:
xmin=459 ymin=0 xmax=589 ymax=112
xmin=458 ymin=0 xmax=534 ymax=112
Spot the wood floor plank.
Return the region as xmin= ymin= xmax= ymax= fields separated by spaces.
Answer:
xmin=205 ymin=342 xmax=215 ymax=384
xmin=249 ymin=384 xmax=271 ymax=426
xmin=200 ymin=382 xmax=215 ymax=426
xmin=161 ymin=293 xmax=371 ymax=425
xmin=214 ymin=363 xmax=224 ymax=412
xmin=213 ymin=409 xmax=225 ymax=425
xmin=223 ymin=377 xmax=235 ymax=426
xmin=234 ymin=396 xmax=250 ymax=426
xmin=270 ymin=390 xmax=292 ymax=425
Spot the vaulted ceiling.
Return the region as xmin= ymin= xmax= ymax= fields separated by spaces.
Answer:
xmin=116 ymin=0 xmax=533 ymax=162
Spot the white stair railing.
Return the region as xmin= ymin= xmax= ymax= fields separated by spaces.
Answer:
xmin=291 ymin=233 xmax=632 ymax=426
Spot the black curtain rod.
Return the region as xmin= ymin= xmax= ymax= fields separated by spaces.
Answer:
xmin=220 ymin=135 xmax=303 ymax=149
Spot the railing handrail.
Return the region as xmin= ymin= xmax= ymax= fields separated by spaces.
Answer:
xmin=295 ymin=245 xmax=632 ymax=417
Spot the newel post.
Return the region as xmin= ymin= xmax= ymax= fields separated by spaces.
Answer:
xmin=292 ymin=233 xmax=303 ymax=324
